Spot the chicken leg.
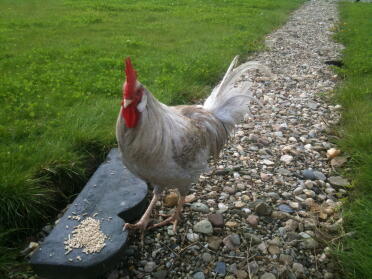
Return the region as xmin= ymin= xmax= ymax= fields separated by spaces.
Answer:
xmin=124 ymin=190 xmax=160 ymax=240
xmin=150 ymin=195 xmax=185 ymax=232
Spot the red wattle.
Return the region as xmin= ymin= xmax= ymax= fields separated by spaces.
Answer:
xmin=122 ymin=106 xmax=140 ymax=128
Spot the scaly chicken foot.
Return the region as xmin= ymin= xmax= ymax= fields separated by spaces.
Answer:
xmin=150 ymin=195 xmax=185 ymax=232
xmin=123 ymin=191 xmax=160 ymax=242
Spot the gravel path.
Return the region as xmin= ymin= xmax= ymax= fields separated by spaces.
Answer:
xmin=114 ymin=1 xmax=346 ymax=278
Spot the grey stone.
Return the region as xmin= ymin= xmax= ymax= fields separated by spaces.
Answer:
xmin=193 ymin=271 xmax=205 ymax=279
xmin=191 ymin=202 xmax=210 ymax=213
xmin=227 ymin=263 xmax=238 ymax=274
xmin=193 ymin=220 xmax=213 ymax=235
xmin=243 ymin=233 xmax=262 ymax=245
xmin=292 ymin=263 xmax=304 ymax=274
xmin=286 ymin=232 xmax=299 ymax=241
xmin=302 ymin=169 xmax=326 ymax=181
xmin=153 ymin=270 xmax=167 ymax=279
xmin=267 ymin=192 xmax=280 ymax=201
xmin=301 ymin=238 xmax=319 ymax=249
xmin=331 ymin=156 xmax=347 ymax=168
xmin=314 ymin=171 xmax=326 ymax=181
xmin=214 ymin=262 xmax=226 ymax=276
xmin=278 ymin=204 xmax=294 ymax=213
xmin=247 ymin=261 xmax=259 ymax=275
xmin=328 ymin=176 xmax=349 ymax=187
xmin=299 ymin=232 xmax=311 ymax=239
xmin=223 ymin=234 xmax=241 ymax=250
xmin=279 ymin=254 xmax=293 ymax=265
xmin=187 ymin=232 xmax=200 ymax=242
xmin=30 ymin=149 xmax=148 ymax=279
xmin=277 ymin=168 xmax=292 ymax=176
xmin=255 ymin=202 xmax=272 ymax=216
xmin=324 ymin=272 xmax=334 ymax=279
xmin=201 ymin=252 xmax=212 ymax=263
xmin=302 ymin=169 xmax=316 ymax=180
xmin=260 ymin=272 xmax=276 ymax=279
xmin=144 ymin=261 xmax=156 ymax=273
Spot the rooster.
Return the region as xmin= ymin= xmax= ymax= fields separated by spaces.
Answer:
xmin=116 ymin=57 xmax=254 ymax=237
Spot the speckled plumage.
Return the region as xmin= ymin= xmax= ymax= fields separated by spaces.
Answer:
xmin=116 ymin=56 xmax=254 ymax=195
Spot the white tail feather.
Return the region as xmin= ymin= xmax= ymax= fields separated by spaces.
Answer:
xmin=203 ymin=56 xmax=257 ymax=131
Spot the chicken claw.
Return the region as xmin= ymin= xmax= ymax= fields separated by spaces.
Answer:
xmin=150 ymin=195 xmax=185 ymax=233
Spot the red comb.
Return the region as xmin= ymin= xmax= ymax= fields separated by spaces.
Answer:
xmin=124 ymin=57 xmax=137 ymax=98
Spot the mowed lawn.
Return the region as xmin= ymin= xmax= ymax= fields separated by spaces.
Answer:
xmin=333 ymin=2 xmax=372 ymax=278
xmin=0 ymin=0 xmax=302 ymax=265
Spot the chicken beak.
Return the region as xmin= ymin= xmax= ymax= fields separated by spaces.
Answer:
xmin=123 ymin=98 xmax=133 ymax=108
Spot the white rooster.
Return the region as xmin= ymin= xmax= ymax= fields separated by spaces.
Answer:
xmin=116 ymin=57 xmax=254 ymax=237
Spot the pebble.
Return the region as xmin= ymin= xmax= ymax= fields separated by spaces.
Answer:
xmin=324 ymin=272 xmax=334 ymax=279
xmin=185 ymin=193 xmax=197 ymax=203
xmin=262 ymin=159 xmax=275 ymax=165
xmin=299 ymin=232 xmax=311 ymax=239
xmin=227 ymin=263 xmax=237 ymax=274
xmin=304 ymin=180 xmax=314 ymax=189
xmin=284 ymin=219 xmax=298 ymax=231
xmin=314 ymin=171 xmax=327 ymax=181
xmin=193 ymin=220 xmax=213 ymax=235
xmin=163 ymin=192 xmax=178 ymax=207
xmin=326 ymin=148 xmax=341 ymax=159
xmin=193 ymin=271 xmax=205 ymax=279
xmin=244 ymin=233 xmax=262 ymax=245
xmin=234 ymin=201 xmax=246 ymax=208
xmin=268 ymin=245 xmax=280 ymax=255
xmin=144 ymin=261 xmax=156 ymax=273
xmin=302 ymin=238 xmax=319 ymax=249
xmin=302 ymin=169 xmax=316 ymax=180
xmin=289 ymin=201 xmax=300 ymax=210
xmin=208 ymin=236 xmax=222 ymax=251
xmin=218 ymin=203 xmax=229 ymax=213
xmin=255 ymin=202 xmax=272 ymax=216
xmin=153 ymin=270 xmax=167 ymax=279
xmin=278 ymin=204 xmax=294 ymax=213
xmin=246 ymin=214 xmax=259 ymax=226
xmin=279 ymin=254 xmax=293 ymax=265
xmin=303 ymin=189 xmax=315 ymax=197
xmin=223 ymin=233 xmax=241 ymax=250
xmin=225 ymin=221 xmax=238 ymax=228
xmin=236 ymin=270 xmax=248 ymax=279
xmin=260 ymin=272 xmax=276 ymax=279
xmin=292 ymin=263 xmax=304 ymax=275
xmin=257 ymin=242 xmax=267 ymax=253
xmin=186 ymin=232 xmax=200 ymax=242
xmin=191 ymin=202 xmax=210 ymax=213
xmin=202 ymin=252 xmax=212 ymax=263
xmin=280 ymin=155 xmax=293 ymax=164
xmin=208 ymin=213 xmax=224 ymax=227
xmin=328 ymin=176 xmax=349 ymax=187
xmin=247 ymin=261 xmax=259 ymax=275
xmin=267 ymin=192 xmax=280 ymax=201
xmin=331 ymin=156 xmax=347 ymax=167
xmin=214 ymin=262 xmax=226 ymax=276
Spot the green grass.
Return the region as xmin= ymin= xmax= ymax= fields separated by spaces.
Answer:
xmin=332 ymin=2 xmax=372 ymax=278
xmin=0 ymin=0 xmax=303 ymax=276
